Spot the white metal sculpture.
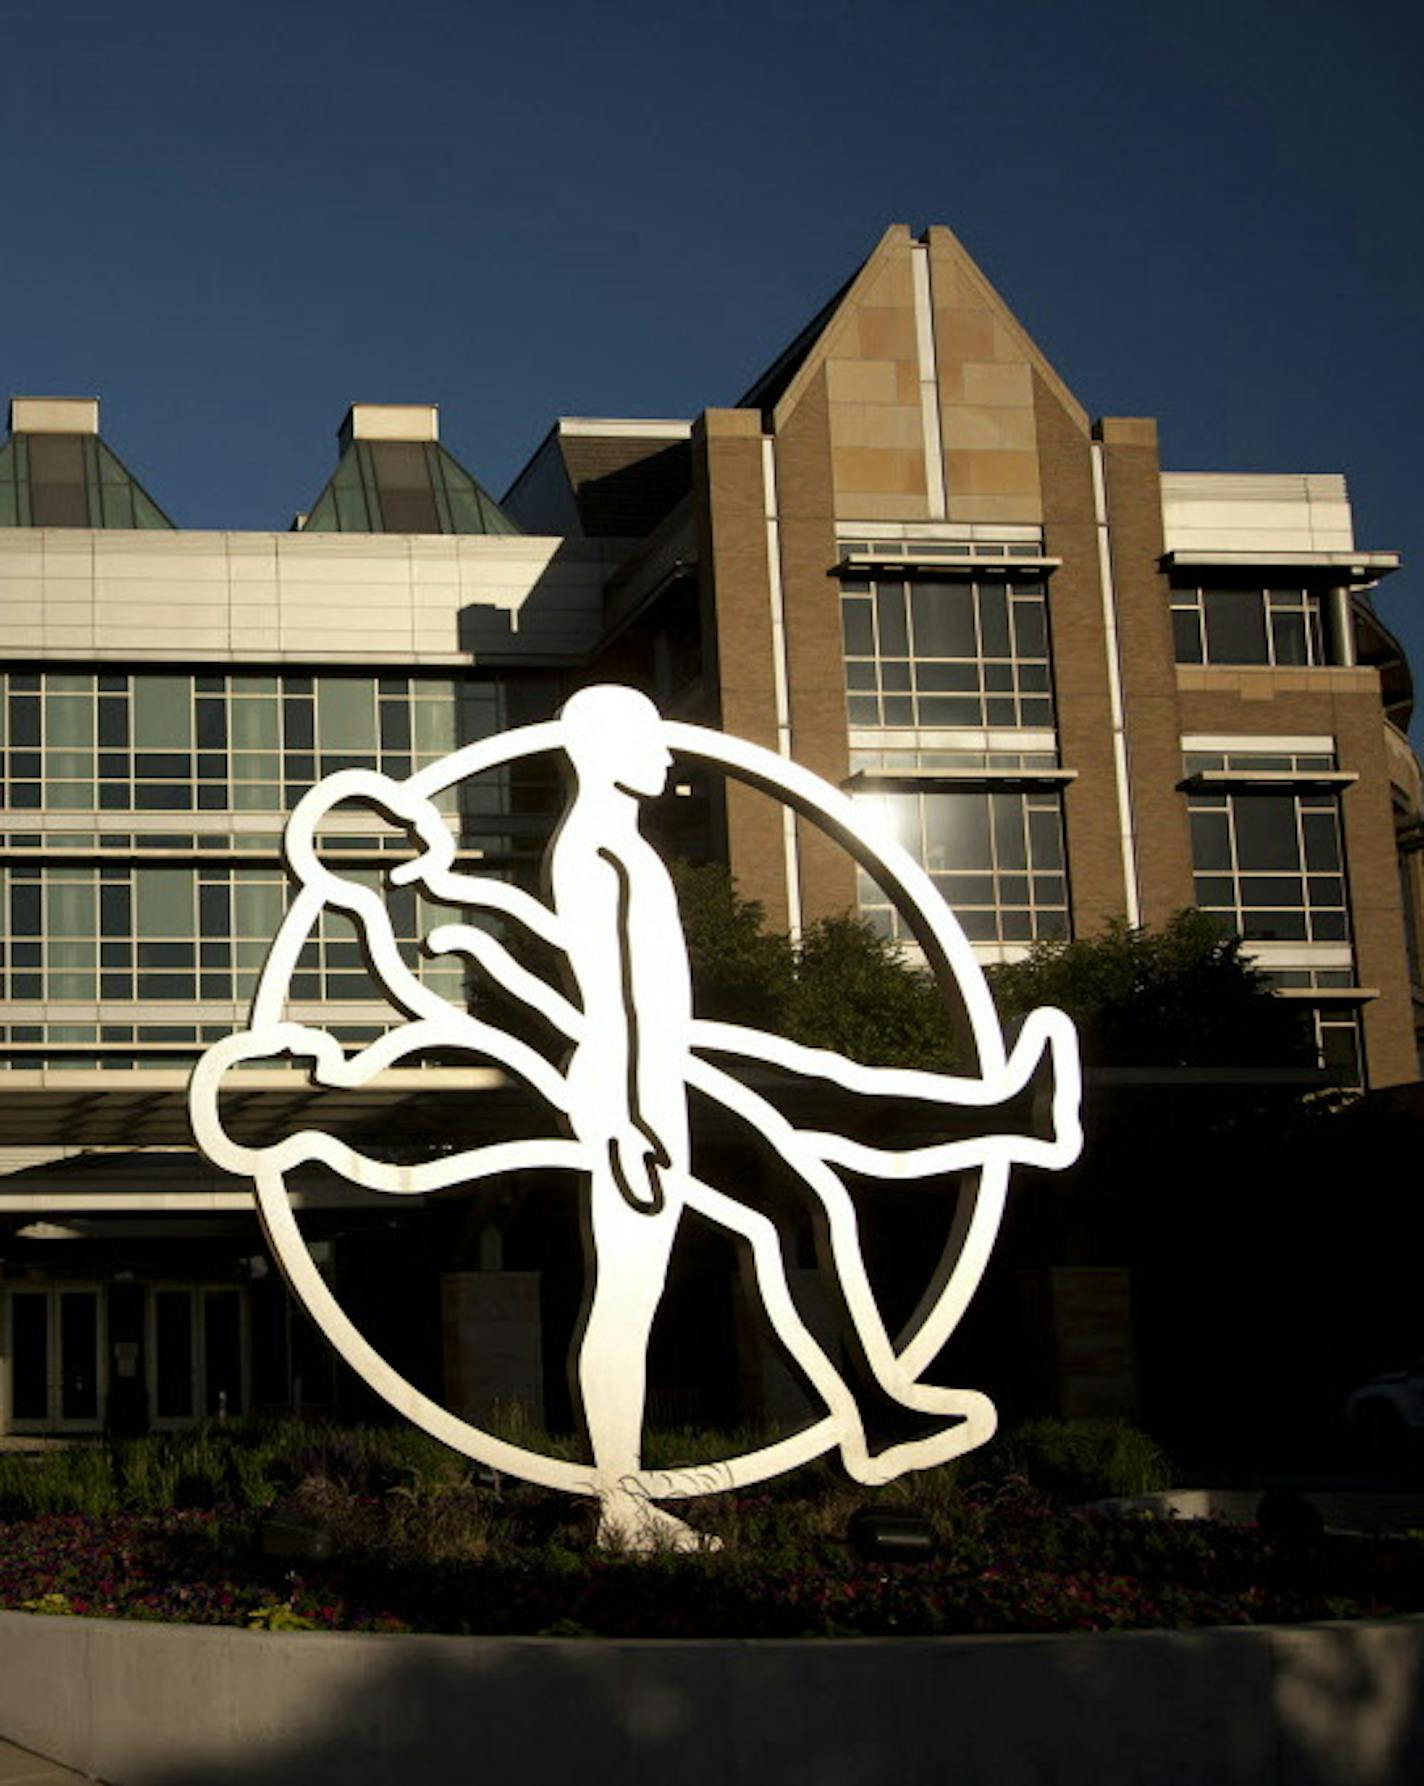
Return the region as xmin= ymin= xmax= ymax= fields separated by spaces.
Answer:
xmin=190 ymin=686 xmax=1082 ymax=1548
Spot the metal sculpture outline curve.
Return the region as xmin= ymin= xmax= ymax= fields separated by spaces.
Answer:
xmin=190 ymin=686 xmax=1082 ymax=1546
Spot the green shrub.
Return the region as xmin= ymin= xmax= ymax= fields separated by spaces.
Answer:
xmin=979 ymin=1418 xmax=1172 ymax=1502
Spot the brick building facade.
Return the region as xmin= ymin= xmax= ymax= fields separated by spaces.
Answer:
xmin=0 ymin=223 xmax=1415 ymax=1437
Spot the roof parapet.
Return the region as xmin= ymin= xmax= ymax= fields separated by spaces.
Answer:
xmin=9 ymin=398 xmax=100 ymax=436
xmin=338 ymin=404 xmax=439 ymax=449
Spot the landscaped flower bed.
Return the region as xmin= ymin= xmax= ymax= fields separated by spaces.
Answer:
xmin=0 ymin=1464 xmax=1420 ymax=1640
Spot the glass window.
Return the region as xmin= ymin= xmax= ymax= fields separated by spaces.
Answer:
xmin=1187 ymin=787 xmax=1349 ymax=944
xmin=0 ymin=670 xmax=542 ymax=817
xmin=133 ymin=678 xmax=192 ymax=751
xmin=842 ymin=575 xmax=1054 ymax=731
xmin=1313 ymin=1006 xmax=1364 ymax=1090
xmin=1203 ymin=589 xmax=1269 ymax=664
xmin=909 ymin=583 xmax=976 ymax=658
xmin=317 ymin=679 xmax=377 ymax=751
xmin=414 ymin=702 xmax=457 ymax=754
xmin=136 ymin=869 xmax=194 ymax=938
xmin=1172 ymin=584 xmax=1329 ymax=668
xmin=231 ymin=700 xmax=279 ymax=750
xmin=855 ymin=789 xmax=1068 ymax=945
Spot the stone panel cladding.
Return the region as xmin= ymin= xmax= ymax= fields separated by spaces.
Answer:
xmin=822 ymin=233 xmax=929 ymax=523
xmin=1033 ymin=374 xmax=1129 ymax=933
xmin=692 ymin=409 xmax=790 ymax=931
xmin=1095 ymin=419 xmax=1196 ymax=929
xmin=771 ymin=367 xmax=857 ymax=925
xmin=1177 ymin=667 xmax=1417 ymax=1089
xmin=928 ymin=228 xmax=1043 ymax=527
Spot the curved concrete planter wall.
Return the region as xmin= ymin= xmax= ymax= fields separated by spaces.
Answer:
xmin=0 ymin=1609 xmax=1420 ymax=1786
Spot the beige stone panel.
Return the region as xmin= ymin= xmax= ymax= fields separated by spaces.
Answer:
xmin=283 ymin=532 xmax=411 ymax=561
xmin=411 ymin=559 xmax=464 ymax=588
xmin=457 ymin=534 xmax=569 ymax=562
xmin=92 ymin=585 xmax=226 ymax=613
xmin=960 ymin=362 xmax=1035 ymax=408
xmin=946 ymin=449 xmax=1041 ymax=497
xmin=40 ymin=535 xmax=95 ymax=562
xmin=0 ymin=543 xmax=46 ymax=578
xmin=934 ymin=308 xmax=997 ymax=366
xmin=858 ymin=253 xmax=915 ymax=308
xmin=93 ymin=544 xmax=227 ymax=583
xmin=412 ymin=583 xmax=462 ymax=609
xmin=928 ymin=255 xmax=980 ymax=309
xmin=225 ymin=535 xmax=279 ymax=573
xmin=1096 ymin=417 xmax=1157 ymax=448
xmin=990 ymin=321 xmax=1024 ymax=364
xmin=408 ymin=534 xmax=462 ymax=561
xmin=946 ymin=492 xmax=1044 ymax=524
xmin=98 ymin=628 xmax=231 ymax=651
xmin=832 ymin=447 xmax=926 ymax=497
xmin=940 ymin=405 xmax=1038 ymax=451
xmin=826 ymin=313 xmax=861 ymax=360
xmin=852 ymin=306 xmax=918 ymax=362
xmin=281 ymin=625 xmax=413 ymax=653
xmin=43 ymin=602 xmax=94 ymax=627
xmin=94 ymin=602 xmax=229 ymax=630
xmin=278 ymin=582 xmax=414 ymax=609
xmin=825 ymin=359 xmax=899 ymax=405
xmin=0 ymin=601 xmax=46 ymax=626
xmin=829 ymin=402 xmax=924 ymax=451
xmin=41 ymin=629 xmax=96 ymax=649
xmin=280 ymin=631 xmax=407 ymax=654
xmin=278 ymin=596 xmax=411 ymax=626
xmin=895 ymin=361 xmax=920 ymax=404
xmin=275 ymin=550 xmax=412 ymax=586
xmin=833 ymin=491 xmax=931 ymax=522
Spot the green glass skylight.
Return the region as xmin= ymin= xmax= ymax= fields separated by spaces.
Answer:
xmin=303 ymin=439 xmax=521 ymax=534
xmin=0 ymin=433 xmax=174 ymax=529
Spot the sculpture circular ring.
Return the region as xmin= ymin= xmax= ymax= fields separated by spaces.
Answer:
xmin=195 ymin=705 xmax=1080 ymax=1505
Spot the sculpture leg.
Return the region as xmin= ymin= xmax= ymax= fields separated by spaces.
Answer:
xmin=577 ymin=1185 xmax=709 ymax=1550
xmin=683 ymin=1168 xmax=996 ymax=1484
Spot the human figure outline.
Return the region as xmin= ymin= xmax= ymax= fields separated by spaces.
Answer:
xmin=191 ymin=685 xmax=1082 ymax=1546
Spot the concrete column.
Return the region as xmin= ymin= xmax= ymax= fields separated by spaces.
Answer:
xmin=441 ymin=1271 xmax=544 ymax=1430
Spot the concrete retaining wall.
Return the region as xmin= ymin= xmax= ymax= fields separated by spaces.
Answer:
xmin=0 ymin=1609 xmax=1421 ymax=1786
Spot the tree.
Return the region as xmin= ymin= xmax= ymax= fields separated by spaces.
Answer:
xmin=987 ymin=909 xmax=1315 ymax=1072
xmin=672 ymin=864 xmax=958 ymax=1067
xmin=669 ymin=862 xmax=796 ymax=1030
xmin=783 ymin=915 xmax=960 ymax=1068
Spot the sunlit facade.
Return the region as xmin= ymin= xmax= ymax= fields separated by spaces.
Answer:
xmin=0 ymin=223 xmax=1417 ymax=1436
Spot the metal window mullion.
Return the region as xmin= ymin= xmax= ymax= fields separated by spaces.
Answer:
xmin=82 ymin=439 xmax=101 ymax=527
xmin=1226 ymin=796 xmax=1246 ymax=932
xmin=984 ymin=787 xmax=1001 ymax=939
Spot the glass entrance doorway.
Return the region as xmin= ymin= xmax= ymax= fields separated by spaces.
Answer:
xmin=6 ymin=1287 xmax=106 ymax=1433
xmin=146 ymin=1287 xmax=248 ymax=1429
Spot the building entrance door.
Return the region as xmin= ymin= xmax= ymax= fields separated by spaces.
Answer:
xmin=146 ymin=1288 xmax=248 ymax=1429
xmin=6 ymin=1287 xmax=106 ymax=1433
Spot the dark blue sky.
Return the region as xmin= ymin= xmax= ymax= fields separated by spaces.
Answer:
xmin=3 ymin=0 xmax=1419 ymax=710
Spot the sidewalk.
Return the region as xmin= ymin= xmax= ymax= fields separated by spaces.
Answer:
xmin=0 ymin=1739 xmax=93 ymax=1782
